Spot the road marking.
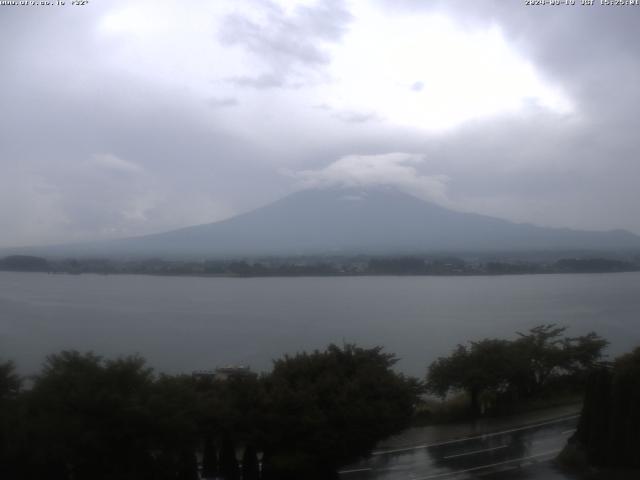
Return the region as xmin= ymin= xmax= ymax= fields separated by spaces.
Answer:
xmin=372 ymin=443 xmax=429 ymax=455
xmin=413 ymin=449 xmax=561 ymax=480
xmin=371 ymin=415 xmax=579 ymax=456
xmin=338 ymin=468 xmax=372 ymax=474
xmin=562 ymin=429 xmax=576 ymax=435
xmin=442 ymin=444 xmax=508 ymax=459
xmin=339 ymin=465 xmax=413 ymax=475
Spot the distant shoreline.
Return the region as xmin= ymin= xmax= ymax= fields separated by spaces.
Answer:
xmin=2 ymin=268 xmax=639 ymax=280
xmin=2 ymin=253 xmax=639 ymax=279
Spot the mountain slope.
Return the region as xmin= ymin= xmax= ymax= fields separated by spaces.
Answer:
xmin=94 ymin=187 xmax=640 ymax=257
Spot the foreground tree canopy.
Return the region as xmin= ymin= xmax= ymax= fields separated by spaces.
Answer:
xmin=572 ymin=346 xmax=640 ymax=469
xmin=0 ymin=344 xmax=421 ymax=480
xmin=426 ymin=324 xmax=608 ymax=416
xmin=0 ymin=328 xmax=614 ymax=479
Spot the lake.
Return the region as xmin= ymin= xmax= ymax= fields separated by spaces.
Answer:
xmin=1 ymin=271 xmax=639 ymax=377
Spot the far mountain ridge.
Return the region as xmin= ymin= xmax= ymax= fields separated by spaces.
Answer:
xmin=90 ymin=186 xmax=640 ymax=257
xmin=3 ymin=186 xmax=640 ymax=258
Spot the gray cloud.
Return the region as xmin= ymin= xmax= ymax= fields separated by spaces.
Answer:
xmin=312 ymin=104 xmax=380 ymax=124
xmin=360 ymin=0 xmax=640 ymax=231
xmin=206 ymin=96 xmax=239 ymax=108
xmin=0 ymin=7 xmax=285 ymax=246
xmin=332 ymin=110 xmax=381 ymax=124
xmin=1 ymin=0 xmax=640 ymax=247
xmin=218 ymin=0 xmax=352 ymax=88
xmin=227 ymin=73 xmax=288 ymax=89
xmin=292 ymin=152 xmax=451 ymax=206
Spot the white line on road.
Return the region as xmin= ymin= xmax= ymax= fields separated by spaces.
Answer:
xmin=413 ymin=449 xmax=562 ymax=480
xmin=339 ymin=465 xmax=415 ymax=475
xmin=442 ymin=444 xmax=508 ymax=459
xmin=371 ymin=415 xmax=579 ymax=456
xmin=338 ymin=468 xmax=372 ymax=474
xmin=562 ymin=429 xmax=576 ymax=435
xmin=372 ymin=443 xmax=429 ymax=456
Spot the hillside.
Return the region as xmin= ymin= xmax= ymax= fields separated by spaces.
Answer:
xmin=102 ymin=187 xmax=640 ymax=257
xmin=5 ymin=187 xmax=640 ymax=258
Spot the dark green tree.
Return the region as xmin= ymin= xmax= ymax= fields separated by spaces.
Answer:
xmin=0 ymin=360 xmax=21 ymax=400
xmin=200 ymin=435 xmax=218 ymax=479
xmin=427 ymin=325 xmax=608 ymax=416
xmin=242 ymin=445 xmax=260 ymax=480
xmin=427 ymin=339 xmax=515 ymax=416
xmin=24 ymin=351 xmax=157 ymax=480
xmin=146 ymin=374 xmax=201 ymax=480
xmin=513 ymin=324 xmax=607 ymax=396
xmin=0 ymin=360 xmax=23 ymax=479
xmin=1 ymin=343 xmax=421 ymax=479
xmin=262 ymin=344 xmax=422 ymax=478
xmin=572 ymin=346 xmax=640 ymax=468
xmin=218 ymin=435 xmax=238 ymax=480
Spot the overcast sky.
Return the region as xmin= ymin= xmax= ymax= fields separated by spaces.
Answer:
xmin=1 ymin=0 xmax=639 ymax=247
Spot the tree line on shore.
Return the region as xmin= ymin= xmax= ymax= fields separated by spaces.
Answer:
xmin=1 ymin=254 xmax=639 ymax=277
xmin=0 ymin=325 xmax=625 ymax=479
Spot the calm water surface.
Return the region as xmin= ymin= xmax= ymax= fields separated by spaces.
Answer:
xmin=1 ymin=271 xmax=639 ymax=376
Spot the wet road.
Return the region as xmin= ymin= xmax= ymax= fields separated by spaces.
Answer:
xmin=339 ymin=414 xmax=579 ymax=480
